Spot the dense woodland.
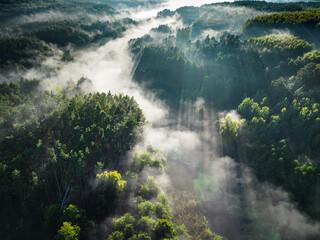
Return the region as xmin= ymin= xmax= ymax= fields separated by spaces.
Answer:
xmin=1 ymin=0 xmax=320 ymax=240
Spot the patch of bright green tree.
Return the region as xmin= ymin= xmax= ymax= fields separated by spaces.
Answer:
xmin=216 ymin=40 xmax=320 ymax=221
xmin=0 ymin=79 xmax=146 ymax=239
xmin=242 ymin=9 xmax=320 ymax=46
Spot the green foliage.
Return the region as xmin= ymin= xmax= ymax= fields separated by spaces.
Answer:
xmin=112 ymin=213 xmax=135 ymax=239
xmin=153 ymin=219 xmax=177 ymax=239
xmin=112 ymin=213 xmax=135 ymax=231
xmin=244 ymin=9 xmax=320 ymax=29
xmin=132 ymin=33 xmax=268 ymax=108
xmin=31 ymin=25 xmax=91 ymax=47
xmin=96 ymin=170 xmax=126 ymax=192
xmin=176 ymin=27 xmax=191 ymax=47
xmin=129 ymin=34 xmax=153 ymax=55
xmin=137 ymin=217 xmax=156 ymax=233
xmin=0 ymin=1 xmax=115 ymax=23
xmin=128 ymin=233 xmax=151 ymax=240
xmin=0 ymin=2 xmax=126 ymax=72
xmin=0 ymin=83 xmax=145 ymax=237
xmin=62 ymin=50 xmax=74 ymax=62
xmin=0 ymin=36 xmax=51 ymax=70
xmin=174 ymin=224 xmax=191 ymax=239
xmin=0 ymin=79 xmax=43 ymax=127
xmin=219 ymin=116 xmax=243 ymax=139
xmin=243 ymin=9 xmax=320 ymax=41
xmin=133 ymin=44 xmax=202 ymax=104
xmin=218 ymin=115 xmax=245 ymax=157
xmin=132 ymin=148 xmax=166 ymax=173
xmin=138 ymin=177 xmax=160 ymax=200
xmin=158 ymin=1 xmax=320 ymax=41
xmin=93 ymin=170 xmax=127 ymax=219
xmin=106 ymin=176 xmax=178 ymax=239
xmin=154 ymin=194 xmax=172 ymax=220
xmin=56 ymin=222 xmax=80 ymax=240
xmin=151 ymin=25 xmax=172 ymax=34
xmin=246 ymin=34 xmax=314 ymax=59
xmin=295 ymin=62 xmax=320 ymax=89
xmin=234 ymin=96 xmax=320 ymax=218
xmin=61 ymin=204 xmax=84 ymax=225
xmin=21 ymin=20 xmax=125 ymax=47
xmin=172 ymin=193 xmax=220 ymax=240
xmin=108 ymin=231 xmax=124 ymax=240
xmin=217 ymin=1 xmax=320 ymax=12
xmin=238 ymin=98 xmax=265 ymax=120
xmin=45 ymin=204 xmax=61 ymax=236
xmin=138 ymin=201 xmax=154 ymax=216
xmin=295 ymin=49 xmax=320 ymax=65
xmin=129 ymin=11 xmax=320 ymax=225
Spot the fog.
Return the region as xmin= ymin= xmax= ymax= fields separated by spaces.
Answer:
xmin=242 ymin=165 xmax=320 ymax=240
xmin=16 ymin=1 xmax=320 ymax=239
xmin=127 ymin=0 xmax=230 ymax=19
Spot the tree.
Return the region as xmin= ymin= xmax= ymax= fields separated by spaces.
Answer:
xmin=61 ymin=204 xmax=84 ymax=226
xmin=219 ymin=116 xmax=243 ymax=139
xmin=137 ymin=217 xmax=156 ymax=233
xmin=132 ymin=148 xmax=166 ymax=173
xmin=129 ymin=233 xmax=151 ymax=240
xmin=112 ymin=213 xmax=135 ymax=239
xmin=108 ymin=231 xmax=124 ymax=240
xmin=56 ymin=222 xmax=80 ymax=240
xmin=153 ymin=219 xmax=177 ymax=239
xmin=138 ymin=201 xmax=154 ymax=216
xmin=237 ymin=98 xmax=261 ymax=120
xmin=91 ymin=171 xmax=127 ymax=219
xmin=95 ymin=170 xmax=126 ymax=192
xmin=138 ymin=177 xmax=160 ymax=200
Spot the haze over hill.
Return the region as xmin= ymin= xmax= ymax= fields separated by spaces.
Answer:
xmin=0 ymin=1 xmax=320 ymax=240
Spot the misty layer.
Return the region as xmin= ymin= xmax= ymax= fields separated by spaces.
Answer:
xmin=0 ymin=0 xmax=135 ymax=80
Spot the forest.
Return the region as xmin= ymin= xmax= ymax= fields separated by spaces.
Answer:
xmin=0 ymin=0 xmax=320 ymax=240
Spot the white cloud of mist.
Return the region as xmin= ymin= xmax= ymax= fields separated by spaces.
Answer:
xmin=201 ymin=29 xmax=220 ymax=38
xmin=192 ymin=5 xmax=268 ymax=38
xmin=19 ymin=11 xmax=75 ymax=23
xmin=3 ymin=10 xmax=115 ymax=28
xmin=194 ymin=97 xmax=205 ymax=109
xmin=206 ymin=156 xmax=235 ymax=192
xmin=242 ymin=166 xmax=320 ymax=239
xmin=200 ymin=153 xmax=320 ymax=238
xmin=271 ymin=28 xmax=293 ymax=36
xmin=23 ymin=14 xmax=182 ymax=122
xmin=143 ymin=126 xmax=202 ymax=154
xmin=219 ymin=109 xmax=241 ymax=121
xmin=127 ymin=0 xmax=230 ymax=19
xmin=164 ymin=0 xmax=229 ymax=10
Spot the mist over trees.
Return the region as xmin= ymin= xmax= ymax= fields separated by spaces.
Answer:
xmin=130 ymin=1 xmax=320 ymax=239
xmin=1 ymin=0 xmax=320 ymax=240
